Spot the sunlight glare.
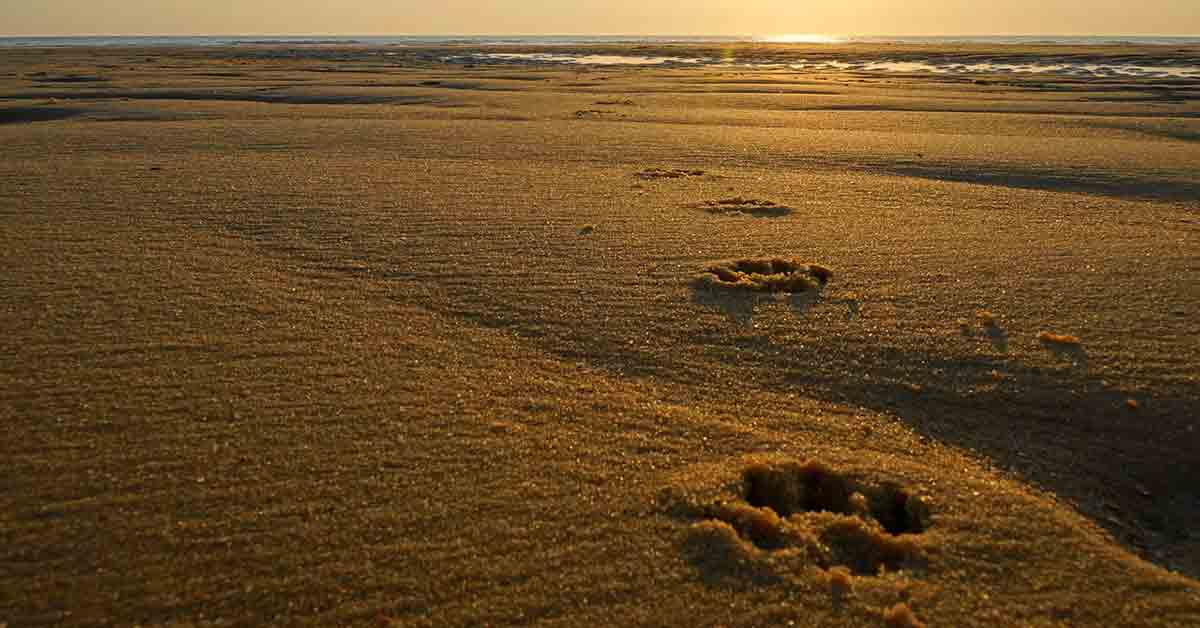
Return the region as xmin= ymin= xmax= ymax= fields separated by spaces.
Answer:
xmin=760 ymin=33 xmax=845 ymax=44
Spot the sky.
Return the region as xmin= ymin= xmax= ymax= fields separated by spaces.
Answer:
xmin=2 ymin=1 xmax=1199 ymax=37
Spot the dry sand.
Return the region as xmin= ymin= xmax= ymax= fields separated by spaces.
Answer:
xmin=1 ymin=43 xmax=1198 ymax=626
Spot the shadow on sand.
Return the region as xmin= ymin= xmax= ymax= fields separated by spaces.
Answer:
xmin=691 ymin=285 xmax=823 ymax=326
xmin=0 ymin=106 xmax=87 ymax=125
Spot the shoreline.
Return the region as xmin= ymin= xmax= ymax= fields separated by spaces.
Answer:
xmin=9 ymin=42 xmax=1200 ymax=84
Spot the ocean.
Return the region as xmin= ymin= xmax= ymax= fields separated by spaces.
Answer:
xmin=4 ymin=35 xmax=1197 ymax=78
xmin=1 ymin=34 xmax=1199 ymax=48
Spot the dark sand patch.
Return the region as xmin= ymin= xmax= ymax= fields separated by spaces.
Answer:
xmin=882 ymin=161 xmax=1200 ymax=203
xmin=458 ymin=74 xmax=551 ymax=82
xmin=786 ymin=103 xmax=1200 ymax=119
xmin=1080 ymin=90 xmax=1194 ymax=104
xmin=1088 ymin=120 xmax=1200 ymax=143
xmin=700 ymin=197 xmax=792 ymax=217
xmin=190 ymin=72 xmax=251 ymax=78
xmin=964 ymin=310 xmax=1010 ymax=352
xmin=0 ymin=106 xmax=87 ymax=124
xmin=415 ymin=80 xmax=492 ymax=90
xmin=2 ymin=89 xmax=447 ymax=106
xmin=27 ymin=74 xmax=108 ymax=84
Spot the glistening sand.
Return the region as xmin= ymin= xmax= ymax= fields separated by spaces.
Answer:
xmin=1 ymin=43 xmax=1198 ymax=626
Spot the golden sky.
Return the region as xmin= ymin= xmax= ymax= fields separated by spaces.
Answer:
xmin=2 ymin=0 xmax=1198 ymax=36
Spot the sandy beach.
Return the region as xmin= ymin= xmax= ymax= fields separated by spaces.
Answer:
xmin=1 ymin=43 xmax=1198 ymax=626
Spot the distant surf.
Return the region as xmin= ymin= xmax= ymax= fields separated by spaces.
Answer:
xmin=459 ymin=52 xmax=1200 ymax=79
xmin=1 ymin=34 xmax=1198 ymax=48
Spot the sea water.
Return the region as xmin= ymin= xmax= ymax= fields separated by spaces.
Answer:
xmin=3 ymin=35 xmax=1196 ymax=78
xmin=1 ymin=35 xmax=1198 ymax=48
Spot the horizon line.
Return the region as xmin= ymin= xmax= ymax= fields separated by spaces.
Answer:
xmin=2 ymin=32 xmax=1199 ymax=38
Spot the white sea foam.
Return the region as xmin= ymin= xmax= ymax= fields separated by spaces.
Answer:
xmin=461 ymin=51 xmax=1200 ymax=78
xmin=478 ymin=52 xmax=707 ymax=66
xmin=776 ymin=59 xmax=1200 ymax=78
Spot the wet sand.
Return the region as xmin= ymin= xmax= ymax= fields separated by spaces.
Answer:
xmin=1 ymin=44 xmax=1198 ymax=626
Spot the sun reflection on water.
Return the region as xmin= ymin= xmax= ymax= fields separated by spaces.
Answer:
xmin=759 ymin=34 xmax=846 ymax=44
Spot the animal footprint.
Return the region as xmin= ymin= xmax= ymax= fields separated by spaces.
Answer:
xmin=694 ymin=258 xmax=832 ymax=294
xmin=678 ymin=460 xmax=932 ymax=578
xmin=701 ymin=197 xmax=791 ymax=217
xmin=636 ymin=167 xmax=706 ymax=180
xmin=574 ymin=109 xmax=624 ymax=118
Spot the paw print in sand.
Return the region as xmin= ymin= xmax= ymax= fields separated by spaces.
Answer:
xmin=678 ymin=460 xmax=932 ymax=579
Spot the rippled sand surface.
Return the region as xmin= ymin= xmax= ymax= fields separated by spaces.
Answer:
xmin=2 ymin=44 xmax=1198 ymax=626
